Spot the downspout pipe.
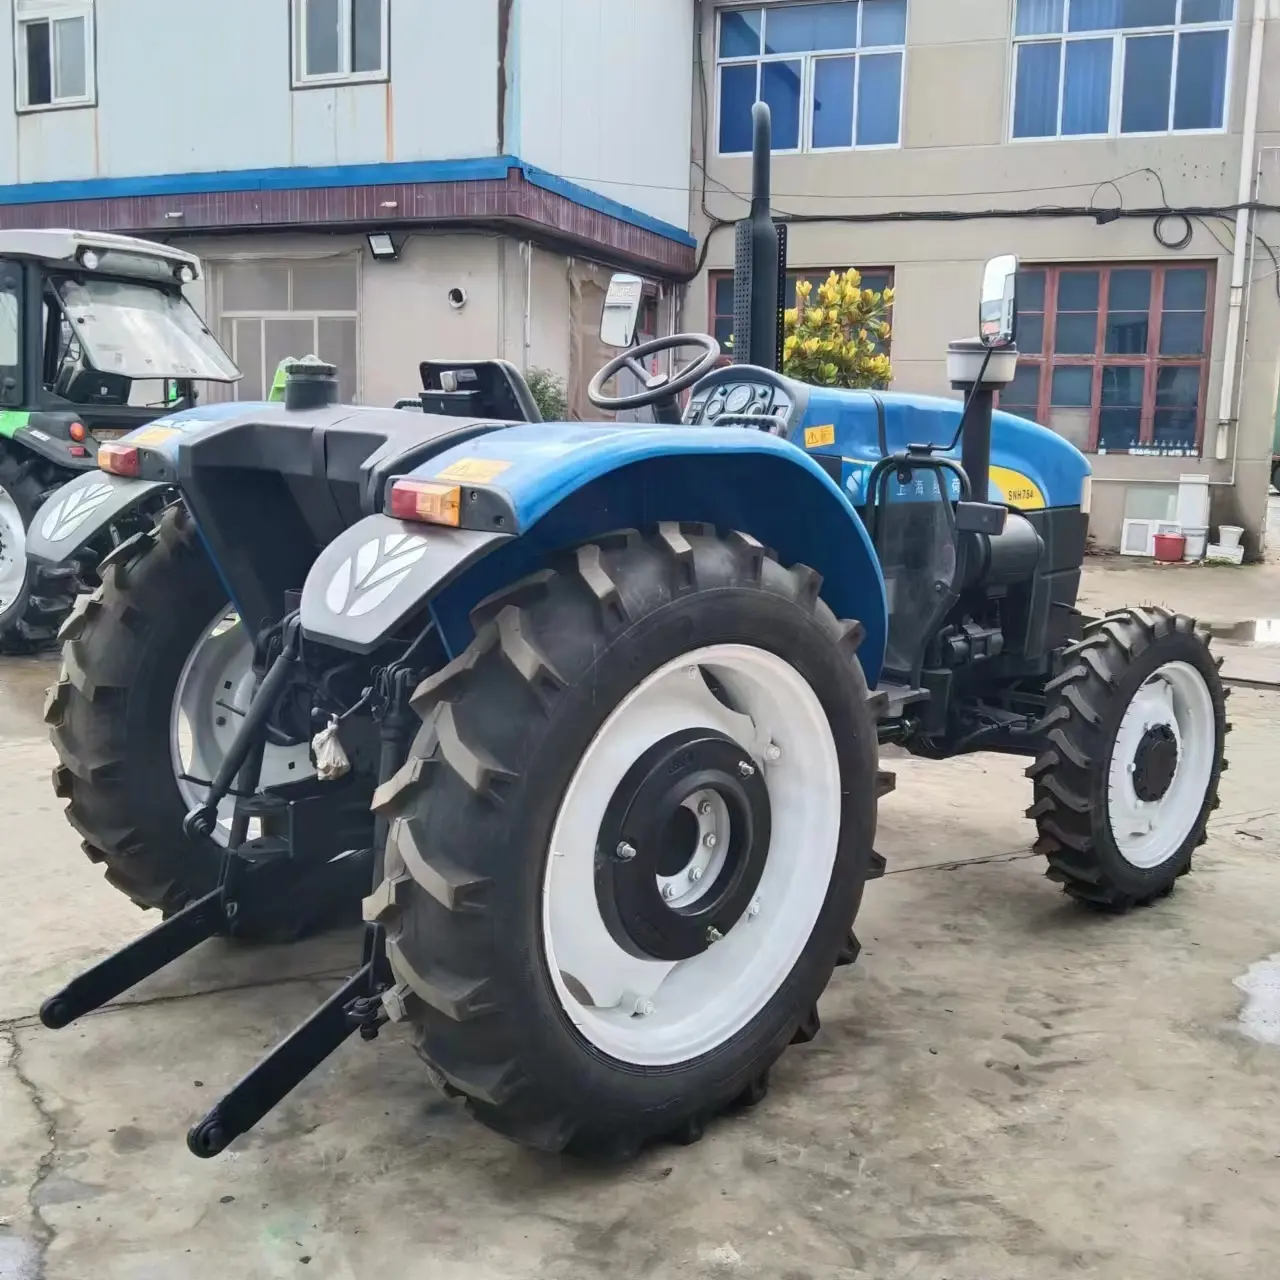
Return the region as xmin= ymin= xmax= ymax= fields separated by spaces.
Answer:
xmin=1214 ymin=0 xmax=1266 ymax=461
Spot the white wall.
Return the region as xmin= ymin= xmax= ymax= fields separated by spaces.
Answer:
xmin=183 ymin=230 xmax=572 ymax=410
xmin=514 ymin=0 xmax=694 ymax=229
xmin=0 ymin=0 xmax=500 ymax=184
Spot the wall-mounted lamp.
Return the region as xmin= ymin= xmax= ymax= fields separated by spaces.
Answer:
xmin=367 ymin=232 xmax=400 ymax=261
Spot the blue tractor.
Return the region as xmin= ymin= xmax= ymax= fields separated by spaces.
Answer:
xmin=30 ymin=107 xmax=1227 ymax=1160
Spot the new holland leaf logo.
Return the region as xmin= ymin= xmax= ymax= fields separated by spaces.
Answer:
xmin=39 ymin=481 xmax=114 ymax=543
xmin=325 ymin=533 xmax=429 ymax=619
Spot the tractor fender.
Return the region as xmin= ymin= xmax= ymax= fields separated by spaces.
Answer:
xmin=26 ymin=470 xmax=168 ymax=567
xmin=6 ymin=422 xmax=99 ymax=473
xmin=300 ymin=423 xmax=890 ymax=684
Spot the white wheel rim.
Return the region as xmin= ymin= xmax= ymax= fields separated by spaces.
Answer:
xmin=169 ymin=607 xmax=314 ymax=846
xmin=1106 ymin=659 xmax=1216 ymax=869
xmin=541 ymin=644 xmax=841 ymax=1067
xmin=0 ymin=484 xmax=28 ymax=613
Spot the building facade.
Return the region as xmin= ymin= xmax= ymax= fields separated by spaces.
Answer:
xmin=0 ymin=0 xmax=696 ymax=410
xmin=684 ymin=0 xmax=1280 ymax=552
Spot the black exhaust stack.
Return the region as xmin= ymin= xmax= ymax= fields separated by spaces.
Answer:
xmin=732 ymin=102 xmax=785 ymax=370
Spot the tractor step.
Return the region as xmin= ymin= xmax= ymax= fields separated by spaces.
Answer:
xmin=187 ymin=962 xmax=381 ymax=1158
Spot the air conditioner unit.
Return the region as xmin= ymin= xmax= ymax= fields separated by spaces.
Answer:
xmin=1120 ymin=518 xmax=1180 ymax=557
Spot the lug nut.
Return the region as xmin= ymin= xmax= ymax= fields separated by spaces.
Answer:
xmin=615 ymin=841 xmax=637 ymax=861
xmin=689 ymin=866 xmax=704 ymax=884
xmin=737 ymin=760 xmax=756 ymax=778
xmin=766 ymin=744 xmax=782 ymax=761
xmin=748 ymin=898 xmax=761 ymax=919
xmin=705 ymin=925 xmax=724 ymax=944
xmin=698 ymin=800 xmax=712 ymax=816
xmin=661 ymin=883 xmax=676 ymax=900
xmin=703 ymin=833 xmax=717 ymax=849
xmin=633 ymin=998 xmax=655 ymax=1017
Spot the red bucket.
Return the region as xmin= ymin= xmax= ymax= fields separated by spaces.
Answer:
xmin=1153 ymin=532 xmax=1186 ymax=563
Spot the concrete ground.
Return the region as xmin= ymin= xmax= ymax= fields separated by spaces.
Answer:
xmin=3 ymin=562 xmax=1280 ymax=1280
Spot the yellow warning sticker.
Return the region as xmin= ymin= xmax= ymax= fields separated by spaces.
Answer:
xmin=129 ymin=426 xmax=179 ymax=447
xmin=804 ymin=424 xmax=836 ymax=449
xmin=434 ymin=458 xmax=513 ymax=484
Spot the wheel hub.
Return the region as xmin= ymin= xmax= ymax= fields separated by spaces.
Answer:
xmin=595 ymin=728 xmax=771 ymax=962
xmin=1131 ymin=723 xmax=1179 ymax=802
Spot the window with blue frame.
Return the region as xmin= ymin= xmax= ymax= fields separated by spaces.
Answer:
xmin=1011 ymin=0 xmax=1233 ymax=140
xmin=716 ymin=2 xmax=907 ymax=154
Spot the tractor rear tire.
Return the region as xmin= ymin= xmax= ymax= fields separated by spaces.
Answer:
xmin=46 ymin=503 xmax=365 ymax=941
xmin=373 ymin=526 xmax=878 ymax=1156
xmin=1027 ymin=606 xmax=1228 ymax=911
xmin=0 ymin=447 xmax=81 ymax=653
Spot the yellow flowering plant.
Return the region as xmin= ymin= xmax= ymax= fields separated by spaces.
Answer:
xmin=782 ymin=270 xmax=894 ymax=389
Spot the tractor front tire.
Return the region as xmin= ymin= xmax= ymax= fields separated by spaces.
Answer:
xmin=0 ymin=448 xmax=81 ymax=653
xmin=46 ymin=503 xmax=364 ymax=941
xmin=373 ymin=526 xmax=879 ymax=1156
xmin=1027 ymin=606 xmax=1228 ymax=911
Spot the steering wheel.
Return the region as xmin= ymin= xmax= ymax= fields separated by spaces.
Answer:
xmin=587 ymin=333 xmax=722 ymax=412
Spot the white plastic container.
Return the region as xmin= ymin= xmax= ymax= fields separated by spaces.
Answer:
xmin=1182 ymin=526 xmax=1208 ymax=561
xmin=1218 ymin=524 xmax=1244 ymax=550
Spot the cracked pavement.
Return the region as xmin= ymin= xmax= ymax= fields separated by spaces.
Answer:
xmin=2 ymin=565 xmax=1280 ymax=1279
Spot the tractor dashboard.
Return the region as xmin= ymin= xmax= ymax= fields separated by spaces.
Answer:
xmin=683 ymin=365 xmax=806 ymax=432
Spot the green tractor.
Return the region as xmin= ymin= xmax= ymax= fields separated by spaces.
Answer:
xmin=0 ymin=230 xmax=239 ymax=650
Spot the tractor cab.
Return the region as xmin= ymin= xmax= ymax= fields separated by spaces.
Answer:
xmin=0 ymin=230 xmax=240 ymax=470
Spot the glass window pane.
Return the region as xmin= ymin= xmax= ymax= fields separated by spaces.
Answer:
xmin=812 ymin=57 xmax=855 ymax=147
xmin=861 ymin=0 xmax=907 ymax=46
xmin=1016 ymin=0 xmax=1065 ymax=35
xmin=1019 ymin=313 xmax=1045 ymax=354
xmin=761 ymin=60 xmax=803 ymax=148
xmin=1174 ymin=29 xmax=1228 ymax=130
xmin=292 ymin=258 xmax=359 ymax=311
xmin=1070 ymin=0 xmax=1175 ymax=28
xmin=714 ymin=276 xmax=734 ymax=320
xmin=351 ymin=0 xmax=383 ymax=73
xmin=860 ymin=271 xmax=892 ymax=295
xmin=1056 ymin=315 xmax=1098 ymax=353
xmin=318 ymin=318 xmax=358 ymax=402
xmin=1163 ymin=267 xmax=1208 ymax=310
xmin=1000 ymin=363 xmax=1043 ymax=414
xmin=233 ymin=320 xmax=264 ymax=401
xmin=1013 ymin=42 xmax=1062 ymax=137
xmin=1106 ymin=312 xmax=1149 ymax=353
xmin=1121 ymin=33 xmax=1174 ymax=133
xmin=1058 ymin=270 xmax=1100 ymax=311
xmin=764 ymin=3 xmax=858 ymax=54
xmin=1159 ymin=311 xmax=1205 ymax=354
xmin=1156 ymin=364 xmax=1201 ymax=405
xmin=1153 ymin=408 xmax=1197 ymax=447
xmin=1099 ymin=365 xmax=1144 ymax=449
xmin=264 ymin=318 xmax=317 ymax=385
xmin=305 ymin=0 xmax=342 ymax=75
xmin=24 ymin=21 xmax=52 ymax=106
xmin=1017 ymin=270 xmax=1047 ymax=312
xmin=719 ymin=9 xmax=762 ymax=58
xmin=1062 ymin=38 xmax=1112 ymax=134
xmin=221 ymin=263 xmax=291 ymax=312
xmin=1109 ymin=267 xmax=1152 ymax=310
xmin=856 ymin=52 xmax=902 ymax=145
xmin=53 ymin=17 xmax=86 ymax=98
xmin=1051 ymin=366 xmax=1094 ymax=405
xmin=1181 ymin=0 xmax=1233 ymax=21
xmin=719 ymin=63 xmax=757 ymax=153
xmin=714 ymin=316 xmax=734 ymax=347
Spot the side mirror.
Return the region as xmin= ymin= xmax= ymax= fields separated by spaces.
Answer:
xmin=979 ymin=254 xmax=1019 ymax=348
xmin=600 ymin=273 xmax=644 ymax=349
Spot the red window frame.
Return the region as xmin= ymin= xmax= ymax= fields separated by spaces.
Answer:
xmin=999 ymin=262 xmax=1215 ymax=456
xmin=708 ymin=267 xmax=895 ymax=350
